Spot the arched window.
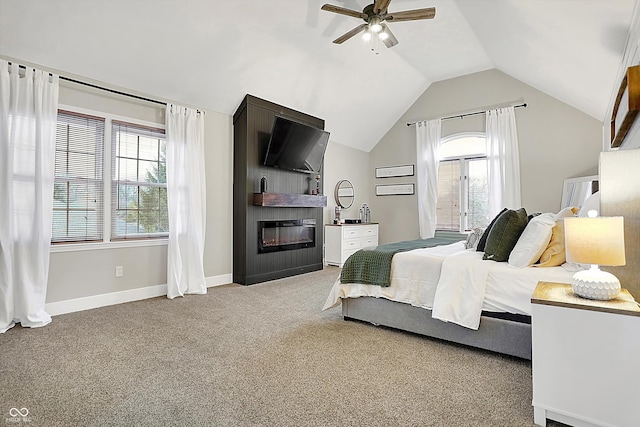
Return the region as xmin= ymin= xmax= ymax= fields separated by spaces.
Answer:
xmin=437 ymin=133 xmax=489 ymax=232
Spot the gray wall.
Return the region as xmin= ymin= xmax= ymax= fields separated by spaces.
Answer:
xmin=47 ymin=81 xmax=233 ymax=303
xmin=47 ymin=81 xmax=367 ymax=304
xmin=368 ymin=69 xmax=603 ymax=244
xmin=46 ymin=67 xmax=605 ymax=303
xmin=322 ymin=141 xmax=371 ymax=226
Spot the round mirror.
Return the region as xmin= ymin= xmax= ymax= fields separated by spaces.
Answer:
xmin=334 ymin=179 xmax=354 ymax=209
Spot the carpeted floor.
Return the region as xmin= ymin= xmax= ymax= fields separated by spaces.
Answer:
xmin=1 ymin=267 xmax=558 ymax=426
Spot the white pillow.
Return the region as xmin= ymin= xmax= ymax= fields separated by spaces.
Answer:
xmin=508 ymin=213 xmax=556 ymax=268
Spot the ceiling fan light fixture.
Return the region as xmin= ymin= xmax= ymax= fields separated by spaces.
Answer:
xmin=369 ymin=17 xmax=382 ymax=33
xmin=321 ymin=1 xmax=436 ymax=48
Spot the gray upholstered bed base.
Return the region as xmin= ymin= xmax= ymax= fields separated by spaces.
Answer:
xmin=342 ymin=297 xmax=532 ymax=360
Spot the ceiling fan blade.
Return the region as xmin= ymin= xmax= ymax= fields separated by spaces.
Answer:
xmin=332 ymin=23 xmax=368 ymax=44
xmin=386 ymin=7 xmax=436 ymax=22
xmin=321 ymin=4 xmax=368 ymax=20
xmin=381 ymin=24 xmax=399 ymax=48
xmin=373 ymin=0 xmax=392 ymax=14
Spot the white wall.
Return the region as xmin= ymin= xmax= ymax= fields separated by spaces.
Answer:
xmin=603 ymin=3 xmax=640 ymax=151
xmin=369 ymin=69 xmax=603 ymax=244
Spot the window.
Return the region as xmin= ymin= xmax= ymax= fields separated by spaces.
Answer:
xmin=52 ymin=109 xmax=167 ymax=245
xmin=53 ymin=111 xmax=105 ymax=243
xmin=111 ymin=122 xmax=168 ymax=239
xmin=436 ymin=134 xmax=489 ymax=232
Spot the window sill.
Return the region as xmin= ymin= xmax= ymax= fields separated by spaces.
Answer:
xmin=50 ymin=238 xmax=168 ymax=253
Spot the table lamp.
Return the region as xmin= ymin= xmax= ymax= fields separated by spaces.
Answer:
xmin=564 ymin=211 xmax=626 ymax=300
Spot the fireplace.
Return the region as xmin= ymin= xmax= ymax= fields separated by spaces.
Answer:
xmin=258 ymin=219 xmax=316 ymax=253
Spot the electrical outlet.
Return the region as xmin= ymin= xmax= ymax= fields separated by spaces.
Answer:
xmin=115 ymin=266 xmax=123 ymax=277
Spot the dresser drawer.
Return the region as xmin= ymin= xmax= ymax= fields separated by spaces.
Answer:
xmin=342 ymin=227 xmax=362 ymax=239
xmin=342 ymin=239 xmax=361 ymax=251
xmin=343 ymin=248 xmax=360 ymax=261
xmin=360 ymin=225 xmax=378 ymax=238
xmin=361 ymin=237 xmax=377 ymax=248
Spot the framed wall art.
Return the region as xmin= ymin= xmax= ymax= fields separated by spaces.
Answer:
xmin=375 ymin=164 xmax=414 ymax=178
xmin=611 ymin=64 xmax=640 ymax=148
xmin=375 ymin=183 xmax=415 ymax=196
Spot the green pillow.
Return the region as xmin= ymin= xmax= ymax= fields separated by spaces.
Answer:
xmin=482 ymin=208 xmax=528 ymax=262
xmin=476 ymin=208 xmax=507 ymax=252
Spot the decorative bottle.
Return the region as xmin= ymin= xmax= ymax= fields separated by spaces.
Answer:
xmin=361 ymin=203 xmax=371 ymax=223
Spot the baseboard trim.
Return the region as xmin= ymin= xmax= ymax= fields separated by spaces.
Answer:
xmin=45 ymin=273 xmax=233 ymax=316
xmin=206 ymin=273 xmax=233 ymax=288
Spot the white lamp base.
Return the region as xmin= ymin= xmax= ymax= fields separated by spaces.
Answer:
xmin=571 ymin=265 xmax=621 ymax=300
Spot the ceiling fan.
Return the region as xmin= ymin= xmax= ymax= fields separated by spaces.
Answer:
xmin=321 ymin=0 xmax=436 ymax=48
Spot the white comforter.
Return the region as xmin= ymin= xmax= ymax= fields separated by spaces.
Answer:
xmin=323 ymin=241 xmax=576 ymax=329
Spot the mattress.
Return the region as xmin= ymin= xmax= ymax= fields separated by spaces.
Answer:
xmin=323 ymin=241 xmax=575 ymax=317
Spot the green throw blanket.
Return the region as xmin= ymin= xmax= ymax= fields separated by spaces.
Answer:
xmin=340 ymin=236 xmax=466 ymax=287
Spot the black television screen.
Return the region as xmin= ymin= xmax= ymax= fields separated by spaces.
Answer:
xmin=264 ymin=116 xmax=330 ymax=174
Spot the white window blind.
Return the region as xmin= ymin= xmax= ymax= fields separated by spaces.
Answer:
xmin=52 ymin=111 xmax=105 ymax=243
xmin=111 ymin=121 xmax=168 ymax=240
xmin=436 ymin=134 xmax=489 ymax=232
xmin=466 ymin=158 xmax=489 ymax=229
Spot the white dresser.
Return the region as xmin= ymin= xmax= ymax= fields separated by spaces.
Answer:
xmin=324 ymin=223 xmax=379 ymax=267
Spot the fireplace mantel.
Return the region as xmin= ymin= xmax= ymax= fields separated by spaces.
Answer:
xmin=253 ymin=192 xmax=327 ymax=208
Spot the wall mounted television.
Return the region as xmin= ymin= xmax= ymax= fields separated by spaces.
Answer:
xmin=264 ymin=115 xmax=330 ymax=174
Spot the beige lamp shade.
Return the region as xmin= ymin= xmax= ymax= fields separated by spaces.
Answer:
xmin=564 ymin=216 xmax=626 ymax=266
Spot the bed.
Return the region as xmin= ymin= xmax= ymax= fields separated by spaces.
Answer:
xmin=323 ymin=208 xmax=582 ymax=360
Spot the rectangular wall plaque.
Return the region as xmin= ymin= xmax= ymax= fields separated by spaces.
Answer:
xmin=375 ymin=164 xmax=414 ymax=178
xmin=375 ymin=183 xmax=415 ymax=196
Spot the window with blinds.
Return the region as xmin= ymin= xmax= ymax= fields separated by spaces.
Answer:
xmin=111 ymin=121 xmax=168 ymax=240
xmin=436 ymin=160 xmax=461 ymax=230
xmin=52 ymin=111 xmax=105 ymax=243
xmin=436 ymin=134 xmax=489 ymax=232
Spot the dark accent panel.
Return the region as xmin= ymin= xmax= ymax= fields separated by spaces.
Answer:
xmin=243 ymin=263 xmax=324 ymax=286
xmin=233 ymin=95 xmax=325 ymax=285
xmin=253 ymin=192 xmax=327 ymax=207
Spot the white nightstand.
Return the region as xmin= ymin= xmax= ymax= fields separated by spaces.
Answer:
xmin=531 ymin=281 xmax=640 ymax=427
xmin=324 ymin=223 xmax=378 ymax=267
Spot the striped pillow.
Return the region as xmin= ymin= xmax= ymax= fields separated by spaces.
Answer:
xmin=464 ymin=227 xmax=485 ymax=250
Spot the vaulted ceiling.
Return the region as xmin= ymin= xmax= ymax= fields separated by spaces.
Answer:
xmin=0 ymin=0 xmax=636 ymax=151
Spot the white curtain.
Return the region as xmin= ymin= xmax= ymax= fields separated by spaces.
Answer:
xmin=0 ymin=61 xmax=59 ymax=333
xmin=416 ymin=119 xmax=441 ymax=239
xmin=485 ymin=107 xmax=521 ymax=219
xmin=165 ymin=104 xmax=207 ymax=299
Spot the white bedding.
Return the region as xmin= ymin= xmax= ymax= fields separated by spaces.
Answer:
xmin=322 ymin=241 xmax=576 ymax=329
xmin=431 ymin=249 xmax=493 ymax=329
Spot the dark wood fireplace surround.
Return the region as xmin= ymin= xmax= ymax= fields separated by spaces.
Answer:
xmin=233 ymin=95 xmax=327 ymax=285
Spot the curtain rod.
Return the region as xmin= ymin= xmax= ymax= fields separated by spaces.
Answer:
xmin=61 ymin=75 xmax=166 ymax=106
xmin=9 ymin=61 xmax=202 ymax=112
xmin=406 ymin=102 xmax=527 ymax=127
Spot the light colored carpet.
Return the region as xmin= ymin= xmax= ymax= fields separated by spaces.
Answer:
xmin=0 ymin=267 xmax=560 ymax=426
